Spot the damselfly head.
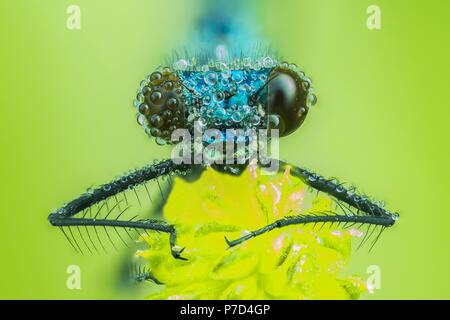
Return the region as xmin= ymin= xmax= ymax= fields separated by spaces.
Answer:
xmin=134 ymin=57 xmax=317 ymax=145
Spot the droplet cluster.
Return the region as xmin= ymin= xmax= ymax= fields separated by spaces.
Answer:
xmin=134 ymin=55 xmax=317 ymax=145
xmin=134 ymin=68 xmax=186 ymax=145
xmin=180 ymin=67 xmax=270 ymax=135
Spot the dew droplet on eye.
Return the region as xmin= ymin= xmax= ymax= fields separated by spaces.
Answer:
xmin=150 ymin=91 xmax=163 ymax=104
xmin=137 ymin=114 xmax=148 ymax=126
xmin=252 ymin=115 xmax=261 ymax=125
xmin=163 ymin=81 xmax=174 ymax=91
xmin=150 ymin=127 xmax=161 ymax=137
xmin=166 ymin=97 xmax=178 ymax=110
xmin=307 ymin=93 xmax=317 ymax=107
xmin=138 ymin=103 xmax=150 ymax=115
xmin=202 ymin=95 xmax=211 ymax=106
xmin=140 ymin=79 xmax=149 ymax=88
xmin=187 ymin=113 xmax=195 ymax=122
xmin=150 ymin=71 xmax=162 ymax=84
xmin=214 ymin=107 xmax=227 ymax=119
xmin=231 ymin=111 xmax=243 ymax=123
xmin=150 ymin=114 xmax=164 ymax=128
xmin=213 ymin=91 xmax=225 ymax=103
xmin=162 ymin=110 xmax=173 ymax=120
xmin=135 ymin=92 xmax=144 ymax=103
xmin=155 ymin=137 xmax=166 ymax=146
xmin=231 ymin=72 xmax=243 ymax=83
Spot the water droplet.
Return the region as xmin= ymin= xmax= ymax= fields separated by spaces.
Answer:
xmin=214 ymin=107 xmax=227 ymax=119
xmin=202 ymin=95 xmax=211 ymax=106
xmin=173 ymin=59 xmax=188 ymax=71
xmin=302 ymin=78 xmax=312 ymax=90
xmin=137 ymin=114 xmax=148 ymax=126
xmin=140 ymin=79 xmax=149 ymax=87
xmin=307 ymin=93 xmax=317 ymax=107
xmin=187 ymin=114 xmax=196 ymax=122
xmin=155 ymin=137 xmax=166 ymax=145
xmin=133 ymin=99 xmax=141 ymax=108
xmin=253 ymin=61 xmax=262 ymax=71
xmin=166 ymin=98 xmax=178 ymax=110
xmin=141 ymin=86 xmax=151 ymax=95
xmin=136 ymin=92 xmax=144 ymax=103
xmin=162 ymin=67 xmax=171 ymax=75
xmin=150 ymin=91 xmax=163 ymax=104
xmin=150 ymin=72 xmax=162 ymax=82
xmin=268 ymin=114 xmax=280 ymax=127
xmin=243 ymin=57 xmax=251 ymax=68
xmin=231 ymin=72 xmax=244 ymax=83
xmin=150 ymin=127 xmax=161 ymax=137
xmin=204 ymin=72 xmax=217 ymax=86
xmin=163 ymin=81 xmax=174 ymax=91
xmin=150 ymin=114 xmax=164 ymax=128
xmin=231 ymin=111 xmax=243 ymax=123
xmin=162 ymin=109 xmax=172 ymax=119
xmin=252 ymin=115 xmax=261 ymax=125
xmin=213 ymin=91 xmax=225 ymax=103
xmin=262 ymin=56 xmax=273 ymax=68
xmin=138 ymin=103 xmax=150 ymax=115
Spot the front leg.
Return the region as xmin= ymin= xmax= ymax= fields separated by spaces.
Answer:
xmin=226 ymin=161 xmax=399 ymax=248
xmin=48 ymin=159 xmax=190 ymax=259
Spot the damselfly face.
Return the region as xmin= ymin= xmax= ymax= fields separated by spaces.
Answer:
xmin=134 ymin=57 xmax=317 ymax=145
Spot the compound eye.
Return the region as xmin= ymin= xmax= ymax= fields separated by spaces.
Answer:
xmin=266 ymin=66 xmax=312 ymax=137
xmin=136 ymin=68 xmax=186 ymax=144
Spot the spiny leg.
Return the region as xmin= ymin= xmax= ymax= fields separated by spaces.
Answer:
xmin=225 ymin=214 xmax=394 ymax=248
xmin=51 ymin=159 xmax=190 ymax=218
xmin=131 ymin=264 xmax=164 ymax=285
xmin=226 ymin=161 xmax=399 ymax=248
xmin=49 ymin=214 xmax=186 ymax=259
xmin=49 ymin=159 xmax=191 ymax=259
xmin=281 ymin=161 xmax=398 ymax=219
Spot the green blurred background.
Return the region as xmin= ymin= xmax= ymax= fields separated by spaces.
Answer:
xmin=0 ymin=0 xmax=449 ymax=299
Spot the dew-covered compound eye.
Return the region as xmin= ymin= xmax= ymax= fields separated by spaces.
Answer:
xmin=135 ymin=68 xmax=186 ymax=144
xmin=134 ymin=59 xmax=317 ymax=145
xmin=266 ymin=65 xmax=317 ymax=137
